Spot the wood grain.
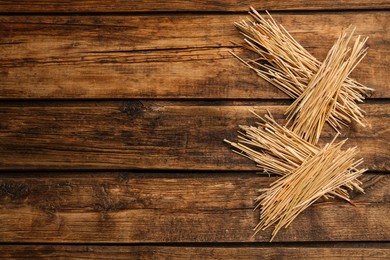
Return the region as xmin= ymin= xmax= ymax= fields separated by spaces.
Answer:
xmin=0 ymin=12 xmax=388 ymax=99
xmin=0 ymin=101 xmax=389 ymax=171
xmin=0 ymin=0 xmax=389 ymax=13
xmin=0 ymin=172 xmax=388 ymax=243
xmin=1 ymin=244 xmax=390 ymax=259
xmin=1 ymin=0 xmax=389 ymax=256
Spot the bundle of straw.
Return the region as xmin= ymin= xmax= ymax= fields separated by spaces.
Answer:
xmin=286 ymin=28 xmax=368 ymax=144
xmin=233 ymin=8 xmax=373 ymax=142
xmin=225 ymin=112 xmax=365 ymax=241
xmin=224 ymin=111 xmax=364 ymax=202
xmin=255 ymin=136 xmax=365 ymax=241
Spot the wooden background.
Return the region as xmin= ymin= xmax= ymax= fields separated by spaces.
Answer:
xmin=0 ymin=1 xmax=389 ymax=259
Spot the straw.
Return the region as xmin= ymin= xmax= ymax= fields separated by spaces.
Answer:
xmin=233 ymin=7 xmax=372 ymax=142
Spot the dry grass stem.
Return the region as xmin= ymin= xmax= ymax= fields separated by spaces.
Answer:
xmin=233 ymin=7 xmax=373 ymax=141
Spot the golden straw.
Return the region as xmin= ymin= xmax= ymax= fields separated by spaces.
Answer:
xmin=225 ymin=112 xmax=365 ymax=241
xmin=232 ymin=7 xmax=372 ymax=141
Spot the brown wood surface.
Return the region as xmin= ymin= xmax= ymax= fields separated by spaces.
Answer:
xmin=1 ymin=244 xmax=390 ymax=259
xmin=0 ymin=0 xmax=389 ymax=13
xmin=0 ymin=102 xmax=388 ymax=171
xmin=1 ymin=1 xmax=389 ymax=256
xmin=0 ymin=12 xmax=388 ymax=99
xmin=0 ymin=173 xmax=387 ymax=243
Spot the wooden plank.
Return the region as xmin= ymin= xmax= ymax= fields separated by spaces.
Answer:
xmin=0 ymin=0 xmax=389 ymax=13
xmin=0 ymin=12 xmax=388 ymax=99
xmin=0 ymin=101 xmax=389 ymax=171
xmin=1 ymin=244 xmax=390 ymax=259
xmin=0 ymin=173 xmax=388 ymax=242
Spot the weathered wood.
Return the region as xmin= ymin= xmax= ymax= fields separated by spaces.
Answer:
xmin=0 ymin=0 xmax=389 ymax=12
xmin=0 ymin=12 xmax=388 ymax=99
xmin=0 ymin=173 xmax=388 ymax=242
xmin=0 ymin=102 xmax=389 ymax=171
xmin=1 ymin=244 xmax=390 ymax=259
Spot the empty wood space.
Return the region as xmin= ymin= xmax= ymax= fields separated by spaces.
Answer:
xmin=0 ymin=0 xmax=389 ymax=12
xmin=1 ymin=244 xmax=390 ymax=259
xmin=0 ymin=173 xmax=388 ymax=243
xmin=0 ymin=1 xmax=389 ymax=259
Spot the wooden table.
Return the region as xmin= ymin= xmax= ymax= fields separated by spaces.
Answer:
xmin=1 ymin=1 xmax=389 ymax=259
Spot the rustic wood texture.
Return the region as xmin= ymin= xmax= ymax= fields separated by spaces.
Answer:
xmin=1 ymin=0 xmax=389 ymax=13
xmin=0 ymin=173 xmax=387 ymax=243
xmin=1 ymin=1 xmax=389 ymax=256
xmin=0 ymin=12 xmax=388 ymax=99
xmin=0 ymin=102 xmax=388 ymax=171
xmin=1 ymin=244 xmax=390 ymax=259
